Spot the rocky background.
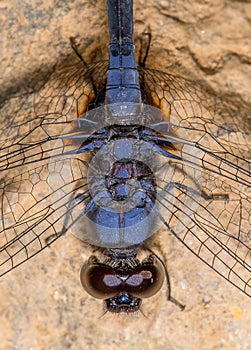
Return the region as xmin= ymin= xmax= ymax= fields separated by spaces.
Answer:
xmin=0 ymin=0 xmax=250 ymax=349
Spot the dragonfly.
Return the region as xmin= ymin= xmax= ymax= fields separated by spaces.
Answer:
xmin=0 ymin=0 xmax=250 ymax=313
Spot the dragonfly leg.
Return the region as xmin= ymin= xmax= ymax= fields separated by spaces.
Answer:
xmin=70 ymin=37 xmax=98 ymax=117
xmin=163 ymin=162 xmax=229 ymax=201
xmin=70 ymin=37 xmax=89 ymax=67
xmin=44 ymin=190 xmax=92 ymax=246
xmin=163 ymin=181 xmax=229 ymax=202
xmin=145 ymin=246 xmax=185 ymax=310
xmin=138 ymin=29 xmax=152 ymax=68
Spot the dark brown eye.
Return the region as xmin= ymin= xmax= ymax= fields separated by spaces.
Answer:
xmin=125 ymin=261 xmax=164 ymax=298
xmin=80 ymin=263 xmax=122 ymax=299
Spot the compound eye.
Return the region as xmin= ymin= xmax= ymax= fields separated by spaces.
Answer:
xmin=125 ymin=261 xmax=164 ymax=298
xmin=80 ymin=263 xmax=122 ymax=299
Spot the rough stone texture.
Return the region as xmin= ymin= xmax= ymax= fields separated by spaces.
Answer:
xmin=0 ymin=0 xmax=250 ymax=350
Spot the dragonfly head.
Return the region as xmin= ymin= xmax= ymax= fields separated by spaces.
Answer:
xmin=80 ymin=253 xmax=164 ymax=313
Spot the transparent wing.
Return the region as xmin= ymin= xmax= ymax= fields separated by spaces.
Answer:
xmin=154 ymin=163 xmax=251 ymax=296
xmin=0 ymin=156 xmax=92 ymax=276
xmin=140 ymin=68 xmax=250 ymax=296
xmin=0 ymin=59 xmax=108 ymax=275
xmin=140 ymin=68 xmax=250 ymax=187
xmin=0 ymin=60 xmax=108 ymax=171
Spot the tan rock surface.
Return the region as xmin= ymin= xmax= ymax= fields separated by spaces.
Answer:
xmin=0 ymin=1 xmax=250 ymax=349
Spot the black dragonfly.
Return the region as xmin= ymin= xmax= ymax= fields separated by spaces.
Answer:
xmin=0 ymin=0 xmax=250 ymax=313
